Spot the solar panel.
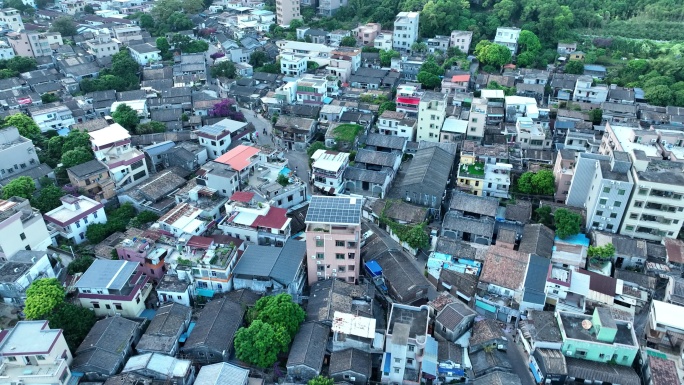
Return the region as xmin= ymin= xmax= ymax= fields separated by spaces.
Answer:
xmin=305 ymin=196 xmax=363 ymax=225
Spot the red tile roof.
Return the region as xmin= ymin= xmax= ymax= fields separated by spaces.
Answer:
xmin=479 ymin=246 xmax=530 ymax=290
xmin=649 ymin=356 xmax=680 ymax=385
xmin=214 ymin=145 xmax=260 ymax=171
xmin=230 ymin=191 xmax=255 ymax=203
xmin=664 ymin=238 xmax=684 ymax=264
xmin=252 ymin=207 xmax=289 ymax=229
xmin=187 ymin=235 xmax=214 ymax=249
xmin=451 ymin=74 xmax=470 ymax=82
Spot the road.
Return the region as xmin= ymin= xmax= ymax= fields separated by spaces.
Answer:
xmin=505 ymin=332 xmax=536 ymax=385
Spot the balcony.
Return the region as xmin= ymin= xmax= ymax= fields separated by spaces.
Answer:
xmin=0 ymin=359 xmax=67 ymax=380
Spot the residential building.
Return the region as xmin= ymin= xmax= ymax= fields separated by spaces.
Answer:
xmin=287 ymin=322 xmax=330 ymax=382
xmin=28 ymin=103 xmax=74 ymax=133
xmin=328 ymin=47 xmax=361 ymax=83
xmin=196 ymin=161 xmax=240 ymax=197
xmin=276 ymin=0 xmax=301 ymax=27
xmin=115 ymin=229 xmax=170 ymax=281
xmin=59 ymin=0 xmax=84 ymax=14
xmin=380 ymin=303 xmax=430 ymax=384
xmin=156 ymin=274 xmax=192 ymax=307
xmin=566 ymin=152 xmax=633 ymax=232
xmin=157 ymin=202 xmax=209 ymax=237
xmin=306 ymin=279 xmax=373 ymax=323
xmin=514 ymin=116 xmax=552 ymax=150
xmin=470 ymin=319 xmax=508 ymax=353
xmin=645 ymin=300 xmax=684 ymax=351
xmin=0 ymin=321 xmax=73 ymax=385
xmin=176 ymin=235 xmax=242 ymax=295
xmin=416 ymin=91 xmax=447 ymax=142
xmin=232 ymin=240 xmax=306 ymax=296
xmin=441 ymin=73 xmax=470 ymax=96
xmin=374 ymin=33 xmax=393 ymax=51
xmin=434 ymin=301 xmax=477 ymax=342
xmin=7 ymin=31 xmax=62 ymax=58
xmin=310 ymin=149 xmax=350 ymax=194
xmin=0 ymin=126 xmax=52 ymax=187
xmin=392 ymin=12 xmax=420 ymax=51
xmin=556 ymin=308 xmax=639 ymax=366
xmin=135 ymin=302 xmax=192 ymax=356
xmin=494 ymin=27 xmax=521 ymax=56
xmin=317 ymin=0 xmax=346 ymax=16
xmin=450 ymin=30 xmax=473 ymax=53
xmin=426 ymin=35 xmax=449 ymax=54
xmin=573 ymin=75 xmax=608 ymax=104
xmin=466 ymin=98 xmax=487 ymax=140
xmin=89 ymin=122 xmax=148 ymax=189
xmin=180 ymin=298 xmax=244 ymax=364
xmin=305 ymin=196 xmax=363 ymax=285
xmin=113 ymin=25 xmax=143 ymax=45
xmin=129 ymin=43 xmax=161 ymax=66
xmin=218 ymin=191 xmax=292 ymax=245
xmin=74 ymin=259 xmax=153 ymax=318
xmin=400 ymin=144 xmax=455 ymax=215
xmin=197 ymin=119 xmax=247 ymax=159
xmin=85 ymin=34 xmax=120 ymax=59
xmin=457 ymin=141 xmax=511 ymax=198
xmin=121 ymin=354 xmax=195 ymax=385
xmin=72 ymin=317 xmax=144 ymax=381
xmin=377 ymin=110 xmax=417 ymax=140
xmin=295 ymin=75 xmax=329 ymax=105
xmin=274 ymin=115 xmax=317 ymax=151
xmin=0 ymin=8 xmax=23 ymax=31
xmin=276 ymin=41 xmax=333 ymax=66
xmin=354 ymin=23 xmax=382 ymax=45
xmin=0 ymin=250 xmax=58 ymax=304
xmin=0 ymin=41 xmax=14 ymax=59
xmin=330 ymin=349 xmax=372 ymax=385
xmin=441 ymin=212 xmax=494 ymax=245
xmin=280 ymin=53 xmax=307 ymax=77
xmin=67 ymin=159 xmax=116 ymax=202
xmin=395 ymin=84 xmax=421 ymax=114
xmin=477 ymin=246 xmax=530 ymax=322
xmin=0 ymin=197 xmax=52 ymax=258
xmin=194 ymin=363 xmax=249 ymax=385
xmin=43 ymin=195 xmax=106 ymax=245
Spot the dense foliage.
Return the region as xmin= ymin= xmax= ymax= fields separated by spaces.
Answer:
xmin=80 ymin=49 xmax=140 ymax=93
xmin=86 ymin=203 xmax=138 ymax=244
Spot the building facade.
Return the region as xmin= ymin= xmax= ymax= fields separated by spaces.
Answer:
xmin=392 ymin=12 xmax=419 ymax=51
xmin=416 ymin=91 xmax=447 ymax=142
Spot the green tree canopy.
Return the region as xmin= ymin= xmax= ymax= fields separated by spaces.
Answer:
xmin=2 ymin=176 xmax=35 ymax=199
xmin=588 ymin=243 xmax=616 ymax=265
xmin=249 ymin=51 xmax=269 ymax=68
xmin=85 ymin=222 xmax=110 ymax=244
xmin=518 ymin=30 xmax=541 ymax=54
xmin=47 ymin=303 xmax=96 ymax=351
xmin=67 ymin=256 xmax=95 ymax=276
xmin=308 ymin=377 xmax=334 ymax=385
xmin=475 ymin=41 xmax=511 ymax=69
xmin=130 ymin=211 xmax=160 ymax=228
xmin=61 ymin=147 xmax=94 ymax=168
xmin=3 ymin=114 xmax=41 ymax=139
xmin=588 ymin=109 xmax=603 ymax=125
xmin=135 ymin=121 xmax=166 ymax=135
xmin=378 ymin=101 xmax=396 ymax=115
xmin=417 ymin=71 xmax=441 ymax=89
xmin=565 ymin=60 xmax=585 ymax=75
xmin=517 ymin=170 xmax=554 ymax=195
xmin=211 ymin=61 xmax=237 ymax=79
xmin=339 ymin=36 xmax=357 ymax=47
xmin=31 ymin=184 xmax=65 ymax=213
xmin=250 ymin=293 xmax=305 ymax=338
xmin=24 ymin=278 xmax=65 ymax=320
xmin=112 ymin=103 xmax=140 ymax=131
xmin=554 ymin=208 xmax=582 ymax=239
xmin=234 ymin=320 xmax=291 ymax=368
xmin=379 ymin=49 xmax=400 ymax=67
xmin=84 ymin=4 xmax=95 ymax=13
xmin=50 ymin=16 xmax=78 ymax=36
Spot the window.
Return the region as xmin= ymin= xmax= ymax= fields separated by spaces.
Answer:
xmin=19 ymin=232 xmax=25 ymax=240
xmin=92 ymin=303 xmax=100 ymax=308
xmin=596 ymin=210 xmax=603 ymax=216
xmin=639 ymin=188 xmax=648 ymax=195
xmin=115 ymin=304 xmax=122 ymax=310
xmin=316 ymin=239 xmax=324 ymax=247
xmin=626 ymin=225 xmax=635 ymax=231
xmin=394 ymin=358 xmax=401 ymax=363
xmin=599 ymin=198 xmax=607 ymax=205
xmin=7 ymin=357 xmax=16 ymax=362
xmin=336 ymin=253 xmax=345 ymax=259
xmin=348 ymin=265 xmax=355 ymax=271
xmin=105 ymin=304 xmax=111 ymax=309
xmin=618 ymin=189 xmax=626 ymax=195
xmin=610 ymin=213 xmax=617 ymax=218
xmin=599 ymin=353 xmax=605 ymax=359
xmin=394 ymin=368 xmax=400 ymax=373
xmin=408 ymin=344 xmax=415 ymax=352
xmin=603 ymin=187 xmax=610 ymax=193
xmin=316 ymin=253 xmax=324 ymax=259
xmin=94 ymin=212 xmax=98 ymax=219
xmin=634 ymin=201 xmax=643 ymax=208
xmin=36 ymin=355 xmax=45 ymax=360
xmin=335 ymin=240 xmax=345 ymax=247
xmin=606 ymin=224 xmax=613 ymax=230
xmin=407 ymin=358 xmax=414 ymax=365
xmin=614 ymin=201 xmax=622 ymax=207
xmin=630 ymin=213 xmax=638 ymax=219
xmin=348 ymin=253 xmax=355 ymax=259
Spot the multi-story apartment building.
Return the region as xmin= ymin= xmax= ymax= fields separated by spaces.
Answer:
xmin=601 ymin=123 xmax=684 ymax=240
xmin=566 ymin=151 xmax=633 ymax=232
xmin=28 ymin=103 xmax=74 ymax=133
xmin=196 ymin=161 xmax=240 ymax=197
xmin=310 ymin=149 xmax=349 ymax=194
xmin=645 ymin=300 xmax=684 ymax=350
xmin=514 ymin=116 xmax=552 ymax=150
xmin=305 ymin=195 xmax=362 ymax=285
xmin=494 ymin=27 xmax=521 ymax=56
xmin=296 ymin=75 xmax=329 ymax=105
xmin=197 ymin=119 xmax=248 ymax=159
xmin=0 ymin=41 xmax=14 ymax=59
xmin=426 ymin=35 xmax=449 ymax=54
xmin=0 ymin=321 xmax=73 ymax=385
xmin=115 ymin=228 xmax=170 ymax=281
xmin=374 ymin=33 xmax=393 ymax=51
xmin=328 ymin=47 xmax=361 ymax=83
xmin=553 ymin=149 xmax=576 ymax=203
xmin=59 ymin=0 xmax=85 ymax=14
xmin=129 ymin=43 xmax=161 ymax=66
xmin=0 ymin=250 xmax=59 ymax=304
xmin=317 ymin=0 xmax=346 ymax=16
xmin=395 ymin=85 xmax=421 ymax=114
xmin=89 ymin=122 xmax=149 ymax=190
xmin=380 ymin=303 xmax=430 ymax=384
xmin=43 ymin=195 xmax=107 ymax=245
xmin=67 ymin=159 xmax=116 ymax=202
xmin=75 ymin=260 xmax=153 ymax=318
xmin=377 ymin=110 xmax=417 ymax=140
xmin=467 ymin=98 xmax=487 ymax=140
xmin=218 ymin=191 xmax=292 ymax=246
xmin=573 ymin=75 xmax=608 ymax=104
xmin=112 ymin=25 xmax=143 ymax=45
xmin=564 ymin=129 xmax=602 ymax=153
xmin=457 ymin=141 xmax=511 ymax=198
xmin=0 ymin=126 xmax=44 ymax=183
xmin=392 ymin=12 xmax=419 ymax=51
xmin=276 ymin=0 xmax=301 ymax=26
xmin=85 ymin=34 xmax=120 ymax=59
xmin=280 ymin=53 xmax=308 ymax=77
xmin=450 ymin=30 xmax=473 ymax=54
xmin=7 ymin=31 xmax=62 ymax=58
xmin=354 ymin=23 xmax=381 ymax=45
xmin=157 ymin=203 xmax=209 ymax=238
xmin=556 ymin=308 xmax=639 ymax=366
xmin=0 ymin=197 xmax=52 ymax=259
xmin=0 ymin=8 xmax=24 ymax=32
xmin=416 ymin=91 xmax=447 ymax=142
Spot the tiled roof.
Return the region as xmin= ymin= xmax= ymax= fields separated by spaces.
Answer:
xmin=479 ymin=246 xmax=529 ymax=290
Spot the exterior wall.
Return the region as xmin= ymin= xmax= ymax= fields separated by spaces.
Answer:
xmin=0 ymin=141 xmax=40 ymax=179
xmin=130 ymin=48 xmax=161 ymax=66
xmin=276 ymin=0 xmax=301 ymax=26
xmin=0 ymin=327 xmax=73 ymax=385
xmin=435 ymin=317 xmax=474 ymax=342
xmin=0 ymin=211 xmax=52 ymax=259
xmin=280 ymin=54 xmax=307 ymax=77
xmin=620 ymin=175 xmax=684 ymax=240
xmin=467 ymin=102 xmax=486 ymax=140
xmin=450 ymin=31 xmax=472 ymax=53
xmin=331 ymin=370 xmax=368 ymax=385
xmin=157 ymin=289 xmax=191 ymax=307
xmin=0 ymin=254 xmax=56 ymax=304
xmin=416 ymin=95 xmax=447 ymax=142
xmin=553 ymin=154 xmax=575 ymax=203
xmin=7 ymin=33 xmax=31 ymax=57
xmin=305 ymin=225 xmax=361 ymax=285
xmin=392 ymin=12 xmax=419 ymax=51
xmin=287 ymin=365 xmax=319 ymax=383
xmin=0 ymin=9 xmax=24 ymax=32
xmin=77 ymin=280 xmax=152 ymax=318
xmin=198 ymin=133 xmax=231 ymax=159
xmin=87 ymin=39 xmax=120 ymax=59
xmin=32 ymin=108 xmax=75 ymax=133
xmin=67 ymin=169 xmax=116 ymax=202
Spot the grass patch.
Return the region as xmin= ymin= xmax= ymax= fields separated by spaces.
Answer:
xmin=461 ymin=162 xmax=485 ymax=176
xmin=333 ymin=124 xmax=362 ymax=142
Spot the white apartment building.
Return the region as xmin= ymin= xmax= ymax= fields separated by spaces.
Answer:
xmin=0 ymin=197 xmax=52 ymax=259
xmin=327 ymin=47 xmax=361 ymax=83
xmin=392 ymin=12 xmax=419 ymax=51
xmin=0 ymin=41 xmax=14 ymax=59
xmin=0 ymin=126 xmax=41 ymax=182
xmin=494 ymin=27 xmax=521 ymax=56
xmin=129 ymin=43 xmax=161 ymax=66
xmin=43 ymin=195 xmax=107 ymax=245
xmin=467 ymin=98 xmax=487 ymax=140
xmin=311 ymin=149 xmax=349 ymax=194
xmin=59 ymin=0 xmax=85 ymax=14
xmin=573 ymin=75 xmax=608 ymax=104
xmin=377 ymin=110 xmax=417 ymax=140
xmin=381 ymin=304 xmax=430 ymax=384
xmin=374 ymin=33 xmax=393 ymax=51
xmin=85 ymin=34 xmax=120 ymax=59
xmin=197 ymin=118 xmax=247 ymax=159
xmin=89 ymin=122 xmax=149 ymax=190
xmin=514 ymin=116 xmax=552 ymax=150
xmin=277 ymin=40 xmax=333 ymax=66
xmin=0 ymin=321 xmax=73 ymax=385
xmin=218 ymin=193 xmax=292 ymax=246
xmin=113 ymin=25 xmax=143 ymax=45
xmin=157 ymin=203 xmax=209 ymax=237
xmin=416 ymin=91 xmax=447 ymax=142
xmin=7 ymin=31 xmax=62 ymax=58
xmin=276 ymin=0 xmax=301 ymax=27
xmin=280 ymin=53 xmax=308 ymax=77
xmin=28 ymin=104 xmax=74 ymax=133
xmin=0 ymin=250 xmax=58 ymax=304
xmin=0 ymin=8 xmax=24 ymax=32
xmin=450 ymin=30 xmax=473 ymax=54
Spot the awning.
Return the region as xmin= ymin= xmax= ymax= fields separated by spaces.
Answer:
xmin=475 ymin=299 xmax=497 ymax=313
xmin=196 ymin=288 xmax=215 ymax=297
xmin=323 ymin=97 xmax=333 ymax=104
xmin=365 ymin=261 xmax=382 ymax=277
xmin=383 ymin=353 xmax=391 ymax=374
xmin=179 ymin=322 xmax=196 ymax=343
xmin=187 ymin=235 xmax=214 ymax=249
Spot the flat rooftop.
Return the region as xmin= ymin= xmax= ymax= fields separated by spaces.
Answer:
xmin=610 ymin=125 xmax=661 ymax=158
xmin=558 ymin=311 xmax=636 ymax=346
xmin=387 ymin=304 xmax=428 ymax=339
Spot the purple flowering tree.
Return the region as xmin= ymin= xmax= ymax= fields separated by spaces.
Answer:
xmin=210 ymin=98 xmax=246 ymax=121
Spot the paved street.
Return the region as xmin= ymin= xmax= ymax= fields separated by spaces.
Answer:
xmin=505 ymin=332 xmax=536 ymax=385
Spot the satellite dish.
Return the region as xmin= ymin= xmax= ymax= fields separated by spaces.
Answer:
xmin=582 ymin=320 xmax=592 ymax=330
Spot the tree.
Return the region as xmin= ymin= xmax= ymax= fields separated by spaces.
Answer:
xmin=47 ymin=303 xmax=96 ymax=351
xmin=554 ymin=208 xmax=582 ymax=239
xmin=140 ymin=14 xmax=155 ymax=29
xmin=565 ymin=60 xmax=585 ymax=75
xmin=31 ymin=184 xmax=64 ymax=213
xmin=250 ymin=293 xmax=305 ymax=338
xmin=404 ymin=223 xmax=430 ymax=249
xmin=67 ymin=256 xmax=95 ymax=275
xmin=531 ymin=170 xmax=555 ymax=195
xmin=135 ymin=121 xmax=166 ymax=135
xmin=277 ymin=173 xmax=290 ymax=187
xmin=306 ymin=141 xmax=327 ymax=157
xmin=477 ymin=42 xmax=511 ymax=69
xmin=588 ymin=109 xmax=603 ymax=125
xmin=234 ymin=320 xmax=291 ymax=368
xmin=518 ymin=30 xmax=541 ymax=54
xmin=85 ymin=222 xmax=110 ymax=244
xmin=308 ymin=377 xmax=334 ymax=385
xmin=41 ymin=93 xmax=59 ymax=104
xmin=61 ymin=147 xmax=94 ymax=168
xmin=339 ymin=36 xmax=357 ymax=47
xmin=4 ymin=56 xmax=37 ymax=73
xmin=24 ymin=278 xmax=65 ymax=320
xmin=3 ymin=114 xmax=41 ymax=139
xmin=534 ymin=205 xmax=552 ymax=227
xmin=378 ymin=101 xmax=396 ymax=115
xmin=63 ymin=130 xmax=92 ymax=151
xmin=417 ymin=71 xmax=441 ymax=89
xmin=111 ymin=49 xmax=140 ymax=78
xmin=410 ymin=41 xmax=428 ymax=54
xmin=645 ymin=85 xmax=674 ymax=106
xmin=588 ymin=243 xmax=616 ymax=265
xmin=288 ymin=18 xmax=303 ymax=30
xmin=50 ymin=16 xmax=78 ymax=36
xmin=130 ymin=211 xmax=160 ymax=228
xmin=112 ymin=103 xmax=140 ymax=131
xmin=379 ymin=49 xmax=400 ymax=67
xmin=168 ymin=12 xmax=194 ymax=31
xmin=2 ymin=176 xmax=35 ymax=199
xmin=156 ymin=37 xmax=172 ymax=60
xmin=211 ymin=99 xmax=245 ymax=121
xmin=249 ymin=51 xmax=269 ymax=68
xmin=211 ymin=61 xmax=237 ymax=79
xmin=84 ymin=4 xmax=95 ymax=14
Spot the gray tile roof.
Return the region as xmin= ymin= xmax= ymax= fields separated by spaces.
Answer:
xmin=232 ymin=239 xmax=305 ymax=286
xmin=473 ymin=371 xmax=521 ymax=385
xmin=565 ymin=358 xmax=640 ymax=385
xmin=449 ymin=192 xmax=499 ymax=217
xmin=439 ymin=269 xmax=478 ymax=299
xmin=343 ymin=167 xmax=389 ymax=185
xmin=306 ymin=280 xmax=372 ymax=322
xmin=614 ymin=269 xmax=656 ymax=291
xmin=354 ymin=149 xmax=399 ymax=168
xmin=522 ymin=254 xmax=551 ymax=305
xmin=370 ymin=250 xmax=429 ymax=302
xmin=503 ymin=201 xmax=532 ymax=223
xmin=364 ymin=133 xmax=407 ymax=150
xmin=67 ymin=159 xmax=108 ymax=178
xmin=535 ymin=348 xmax=567 ymax=375
xmin=73 ymin=317 xmax=143 ymax=374
xmin=519 ymin=224 xmax=555 ymax=258
xmin=329 ymin=348 xmax=371 ymax=377
xmin=75 ymin=260 xmax=138 ymax=290
xmin=136 ymin=302 xmax=190 ymax=353
xmin=435 ymin=301 xmax=476 ymax=331
xmin=286 ymin=322 xmax=330 ymax=371
xmin=469 ymin=319 xmax=505 ymax=348
xmin=521 ymin=311 xmax=562 ymax=343
xmin=443 ymin=213 xmax=495 ymax=238
xmin=401 ymin=146 xmax=454 ymax=196
xmin=195 ymin=362 xmax=249 ymax=385
xmin=137 ymin=170 xmax=187 ymax=202
xmin=182 ymin=298 xmax=243 ymax=354
xmin=371 ymin=199 xmax=427 ymax=224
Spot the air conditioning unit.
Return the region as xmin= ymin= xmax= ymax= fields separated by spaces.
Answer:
xmin=609 ymin=206 xmax=614 ymax=210
xmin=317 ymin=260 xmax=321 ymax=265
xmin=317 ymin=272 xmax=322 ymax=276
xmin=600 ymin=205 xmax=606 ymax=209
xmin=316 ymin=236 xmax=321 ymax=240
xmin=662 ymin=140 xmax=668 ymax=145
xmin=332 ymin=273 xmax=337 ymax=277
xmin=332 ymin=269 xmax=336 ymax=273
xmin=601 ymin=217 xmax=606 ymax=220
xmin=566 ymin=351 xmax=573 ymax=355
xmin=311 ymin=255 xmax=316 ymax=259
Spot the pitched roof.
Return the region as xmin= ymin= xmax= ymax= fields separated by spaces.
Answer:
xmin=371 ymin=199 xmax=427 ymax=224
xmin=664 ymin=237 xmax=684 ymax=264
xmin=329 ymin=348 xmax=371 ymax=377
xmin=479 ymin=246 xmax=530 ymax=290
xmin=523 ymin=254 xmax=551 ymax=305
xmin=67 ymin=159 xmax=108 ymax=178
xmin=439 ymin=269 xmax=478 ymax=299
xmin=449 ymin=191 xmax=499 ymax=217
xmin=472 ymin=371 xmax=522 ymax=385
xmin=343 ymin=167 xmax=389 ymax=185
xmin=286 ymin=322 xmax=330 ymax=371
xmin=435 ymin=301 xmax=476 ymax=331
xmin=503 ymin=201 xmax=532 ymax=223
xmin=443 ymin=213 xmax=495 ymax=238
xmin=400 ymin=146 xmax=454 ymax=195
xmin=565 ymin=358 xmax=640 ymax=385
xmin=73 ymin=317 xmax=143 ymax=373
xmin=232 ymin=240 xmax=305 ymax=285
xmin=355 ymin=148 xmax=399 ymax=168
xmin=195 ymin=362 xmax=249 ymax=385
xmin=214 ymin=145 xmax=260 ymax=171
xmin=649 ymin=356 xmax=680 ymax=385
xmin=519 ymin=224 xmax=555 ymax=258
xmin=469 ymin=319 xmax=505 ymax=348
xmin=182 ymin=298 xmax=243 ymax=353
xmin=437 ymin=340 xmax=463 ymax=364
xmin=306 ymin=279 xmax=372 ymax=322
xmin=579 ymin=269 xmax=617 ymax=296
xmin=520 ymin=311 xmax=562 ymax=343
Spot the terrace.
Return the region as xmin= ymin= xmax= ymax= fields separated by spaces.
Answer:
xmin=458 ymin=162 xmax=485 ymax=179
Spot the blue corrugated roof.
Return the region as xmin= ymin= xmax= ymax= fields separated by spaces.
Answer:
xmin=179 ymin=321 xmax=196 ymax=343
xmin=365 ymin=260 xmax=382 ymax=277
xmin=555 ymin=233 xmax=590 ymax=247
xmin=383 ymin=353 xmax=391 ymax=374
